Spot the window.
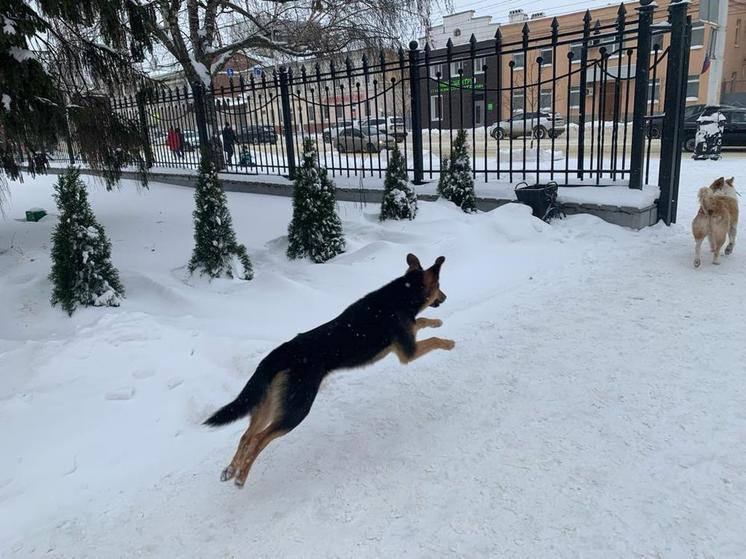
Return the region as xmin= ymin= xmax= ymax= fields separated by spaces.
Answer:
xmin=511 ymin=53 xmax=525 ymax=68
xmin=652 ymin=32 xmax=664 ymax=51
xmin=450 ymin=60 xmax=464 ymax=75
xmin=729 ymin=111 xmax=746 ymax=123
xmin=511 ymin=91 xmax=525 ymax=112
xmin=473 ymin=57 xmax=487 ymax=74
xmin=648 ymin=78 xmax=661 ymax=103
xmin=540 ymin=88 xmax=552 ymax=109
xmin=430 ymin=63 xmax=444 ymax=79
xmin=687 ymin=75 xmax=700 ymax=99
xmin=540 ymin=48 xmax=553 ymax=65
xmin=306 ymin=105 xmax=315 ymax=122
xmin=691 ymin=23 xmax=705 ymax=47
xmin=321 ymin=105 xmax=330 ymax=120
xmin=699 ymin=0 xmax=720 ymax=24
xmin=736 ymin=19 xmax=742 ymax=47
xmin=335 ymin=106 xmax=345 ymax=118
xmin=570 ymin=86 xmax=581 ymax=108
xmin=430 ymin=95 xmax=443 ymax=121
xmin=569 ymin=44 xmax=583 ymax=62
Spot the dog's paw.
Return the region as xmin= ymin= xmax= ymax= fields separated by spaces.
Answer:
xmin=725 ymin=244 xmax=734 ymax=255
xmin=713 ymin=260 xmax=721 ymax=265
xmin=441 ymin=339 xmax=456 ymax=350
xmin=430 ymin=319 xmax=443 ymax=328
xmin=234 ymin=476 xmax=246 ymax=488
xmin=220 ymin=466 xmax=235 ymax=482
xmin=694 ymin=258 xmax=701 ymax=268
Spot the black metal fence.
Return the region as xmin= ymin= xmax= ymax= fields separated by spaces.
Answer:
xmin=54 ymin=0 xmax=691 ymax=224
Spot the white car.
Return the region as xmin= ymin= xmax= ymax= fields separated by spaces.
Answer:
xmin=359 ymin=116 xmax=408 ymax=142
xmin=488 ymin=111 xmax=566 ymax=140
xmin=322 ymin=120 xmax=358 ymax=143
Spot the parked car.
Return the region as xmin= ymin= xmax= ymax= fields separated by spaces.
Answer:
xmin=236 ymin=125 xmax=278 ymax=145
xmin=646 ymin=104 xmax=746 ymax=151
xmin=488 ymin=111 xmax=566 ymax=140
xmin=335 ymin=127 xmax=396 ymax=153
xmin=322 ymin=120 xmax=358 ymax=143
xmin=359 ymin=116 xmax=408 ymax=142
xmin=182 ymin=130 xmax=199 ymax=151
xmin=646 ymin=104 xmax=729 ymax=139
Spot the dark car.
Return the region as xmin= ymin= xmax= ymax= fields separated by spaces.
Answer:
xmin=645 ymin=104 xmax=746 ymax=150
xmin=236 ymin=125 xmax=278 ymax=145
xmin=682 ymin=106 xmax=746 ymax=151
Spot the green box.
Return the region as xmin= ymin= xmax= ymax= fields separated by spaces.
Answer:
xmin=25 ymin=208 xmax=47 ymax=222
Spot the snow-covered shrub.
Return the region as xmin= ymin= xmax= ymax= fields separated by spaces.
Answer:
xmin=287 ymin=138 xmax=345 ymax=263
xmin=438 ymin=129 xmax=477 ymax=213
xmin=380 ymin=142 xmax=417 ymax=221
xmin=49 ymin=167 xmax=124 ymax=315
xmin=189 ymin=155 xmax=253 ymax=280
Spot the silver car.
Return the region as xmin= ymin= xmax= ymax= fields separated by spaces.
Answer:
xmin=335 ymin=127 xmax=396 ymax=153
xmin=489 ymin=111 xmax=566 ymax=140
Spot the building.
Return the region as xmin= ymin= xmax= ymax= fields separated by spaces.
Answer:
xmin=418 ymin=1 xmax=736 ymax=130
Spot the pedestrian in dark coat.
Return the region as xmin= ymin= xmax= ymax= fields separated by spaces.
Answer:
xmin=222 ymin=122 xmax=236 ymax=165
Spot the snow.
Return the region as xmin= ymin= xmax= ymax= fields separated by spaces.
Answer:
xmin=2 ymin=156 xmax=746 ymax=557
xmin=188 ymin=54 xmax=212 ymax=87
xmin=1 ymin=94 xmax=10 ymax=112
xmin=8 ymin=46 xmax=34 ymax=62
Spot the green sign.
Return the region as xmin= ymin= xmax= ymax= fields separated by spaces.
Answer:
xmin=487 ymin=103 xmax=493 ymax=110
xmin=436 ymin=77 xmax=485 ymax=92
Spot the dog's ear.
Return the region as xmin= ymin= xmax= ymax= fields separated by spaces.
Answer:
xmin=712 ymin=177 xmax=725 ymax=189
xmin=430 ymin=256 xmax=446 ymax=276
xmin=726 ymin=176 xmax=735 ymax=186
xmin=406 ymin=253 xmax=422 ymax=272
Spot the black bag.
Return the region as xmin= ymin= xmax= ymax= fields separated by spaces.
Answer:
xmin=514 ymin=181 xmax=563 ymax=222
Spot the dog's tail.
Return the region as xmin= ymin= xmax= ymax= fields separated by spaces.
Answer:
xmin=698 ymin=186 xmax=717 ymax=214
xmin=203 ymin=360 xmax=276 ymax=427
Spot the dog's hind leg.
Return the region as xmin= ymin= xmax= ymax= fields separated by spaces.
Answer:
xmin=694 ymin=237 xmax=703 ymax=268
xmin=220 ymin=396 xmax=272 ymax=482
xmin=725 ymin=222 xmax=737 ymax=255
xmin=712 ymin=228 xmax=727 ymax=265
xmin=233 ymin=370 xmax=322 ymax=488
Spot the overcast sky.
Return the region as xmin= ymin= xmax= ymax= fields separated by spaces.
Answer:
xmin=429 ymin=0 xmax=632 ymax=27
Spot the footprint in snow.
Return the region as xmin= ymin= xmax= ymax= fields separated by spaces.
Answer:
xmin=105 ymin=387 xmax=135 ymax=401
xmin=132 ymin=369 xmax=155 ymax=380
xmin=167 ymin=377 xmax=184 ymax=390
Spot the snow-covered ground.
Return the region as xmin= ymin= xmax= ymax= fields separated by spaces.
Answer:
xmin=1 ymin=156 xmax=745 ymax=558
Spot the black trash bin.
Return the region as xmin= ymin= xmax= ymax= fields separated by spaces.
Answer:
xmin=514 ymin=181 xmax=563 ymax=222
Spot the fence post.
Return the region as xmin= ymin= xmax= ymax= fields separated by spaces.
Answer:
xmin=658 ymin=3 xmax=690 ymax=224
xmin=577 ymin=10 xmax=592 ymax=180
xmin=136 ymin=88 xmax=153 ymax=168
xmin=628 ymin=0 xmax=655 ymax=189
xmin=278 ymin=65 xmax=297 ymax=180
xmin=408 ymin=41 xmax=425 ymax=184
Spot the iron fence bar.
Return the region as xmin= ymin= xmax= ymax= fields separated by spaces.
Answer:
xmin=551 ymin=17 xmax=559 ymax=182
xmin=522 ymin=23 xmax=528 ymax=181
xmin=658 ymin=1 xmax=690 ymax=224
xmin=565 ymin=51 xmax=572 ymax=185
xmin=577 ymin=10 xmax=592 ymax=179
xmin=278 ymin=66 xmax=296 ymax=179
xmin=645 ymin=44 xmax=661 ymax=185
xmin=629 ymin=0 xmax=655 ymax=189
xmin=409 ymin=41 xmax=425 ymax=184
xmin=495 ymin=28 xmax=502 ymax=181
xmin=611 ymin=4 xmax=626 ymax=180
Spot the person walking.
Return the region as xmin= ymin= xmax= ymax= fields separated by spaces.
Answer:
xmin=166 ymin=127 xmax=182 ymax=159
xmin=222 ymin=121 xmax=236 ymax=166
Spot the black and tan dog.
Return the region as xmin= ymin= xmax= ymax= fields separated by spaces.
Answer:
xmin=204 ymin=253 xmax=455 ymax=487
